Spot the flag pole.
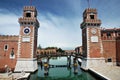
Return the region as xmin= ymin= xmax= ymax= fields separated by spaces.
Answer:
xmin=87 ymin=0 xmax=90 ymax=8
xmin=30 ymin=0 xmax=32 ymax=5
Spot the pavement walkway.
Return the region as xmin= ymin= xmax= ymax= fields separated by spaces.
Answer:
xmin=13 ymin=73 xmax=30 ymax=80
xmin=90 ymin=65 xmax=120 ymax=80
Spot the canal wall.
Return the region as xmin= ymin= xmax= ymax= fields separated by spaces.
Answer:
xmin=88 ymin=69 xmax=110 ymax=80
xmin=81 ymin=58 xmax=105 ymax=70
xmin=15 ymin=58 xmax=38 ymax=72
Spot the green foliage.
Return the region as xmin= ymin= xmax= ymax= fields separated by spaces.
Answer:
xmin=37 ymin=44 xmax=42 ymax=49
xmin=57 ymin=48 xmax=65 ymax=53
xmin=38 ymin=46 xmax=64 ymax=53
xmin=45 ymin=47 xmax=57 ymax=50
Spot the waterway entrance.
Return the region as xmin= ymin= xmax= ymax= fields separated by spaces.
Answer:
xmin=29 ymin=57 xmax=97 ymax=80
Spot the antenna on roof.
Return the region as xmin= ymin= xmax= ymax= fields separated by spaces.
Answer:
xmin=30 ymin=0 xmax=32 ymax=5
xmin=87 ymin=0 xmax=90 ymax=8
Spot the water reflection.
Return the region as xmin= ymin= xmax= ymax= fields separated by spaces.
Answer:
xmin=30 ymin=57 xmax=97 ymax=80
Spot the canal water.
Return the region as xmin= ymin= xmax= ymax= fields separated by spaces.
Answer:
xmin=29 ymin=57 xmax=97 ymax=80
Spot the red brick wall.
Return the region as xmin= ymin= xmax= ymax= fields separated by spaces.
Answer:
xmin=33 ymin=27 xmax=38 ymax=58
xmin=19 ymin=26 xmax=36 ymax=58
xmin=102 ymin=40 xmax=116 ymax=62
xmin=89 ymin=28 xmax=102 ymax=58
xmin=101 ymin=29 xmax=117 ymax=63
xmin=116 ymin=38 xmax=120 ymax=65
xmin=0 ymin=35 xmax=18 ymax=72
xmin=82 ymin=28 xmax=87 ymax=57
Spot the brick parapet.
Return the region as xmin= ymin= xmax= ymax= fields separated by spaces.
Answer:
xmin=83 ymin=8 xmax=97 ymax=14
xmin=24 ymin=6 xmax=36 ymax=11
xmin=101 ymin=28 xmax=120 ymax=40
xmin=19 ymin=17 xmax=37 ymax=22
xmin=0 ymin=35 xmax=18 ymax=41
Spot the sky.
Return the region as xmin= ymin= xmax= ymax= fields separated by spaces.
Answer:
xmin=0 ymin=0 xmax=120 ymax=50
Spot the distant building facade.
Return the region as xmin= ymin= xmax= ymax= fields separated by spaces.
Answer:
xmin=37 ymin=48 xmax=57 ymax=55
xmin=75 ymin=46 xmax=82 ymax=55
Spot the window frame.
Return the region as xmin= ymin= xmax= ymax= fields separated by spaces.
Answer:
xmin=4 ymin=44 xmax=9 ymax=51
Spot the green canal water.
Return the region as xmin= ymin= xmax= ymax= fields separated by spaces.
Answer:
xmin=29 ymin=57 xmax=97 ymax=80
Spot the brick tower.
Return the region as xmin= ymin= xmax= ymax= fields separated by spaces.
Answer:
xmin=15 ymin=6 xmax=39 ymax=72
xmin=80 ymin=8 xmax=104 ymax=70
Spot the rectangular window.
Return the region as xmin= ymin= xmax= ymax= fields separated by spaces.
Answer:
xmin=107 ymin=58 xmax=112 ymax=62
xmin=4 ymin=44 xmax=8 ymax=51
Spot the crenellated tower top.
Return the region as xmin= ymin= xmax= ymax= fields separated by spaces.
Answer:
xmin=24 ymin=6 xmax=36 ymax=11
xmin=23 ymin=6 xmax=37 ymax=18
xmin=19 ymin=6 xmax=39 ymax=28
xmin=81 ymin=8 xmax=101 ymax=29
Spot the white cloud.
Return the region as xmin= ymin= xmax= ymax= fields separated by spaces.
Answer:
xmin=38 ymin=13 xmax=82 ymax=50
xmin=0 ymin=13 xmax=19 ymax=35
xmin=0 ymin=10 xmax=82 ymax=50
xmin=101 ymin=18 xmax=120 ymax=28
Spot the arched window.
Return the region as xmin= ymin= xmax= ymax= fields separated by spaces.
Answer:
xmin=26 ymin=13 xmax=31 ymax=17
xmin=4 ymin=44 xmax=8 ymax=51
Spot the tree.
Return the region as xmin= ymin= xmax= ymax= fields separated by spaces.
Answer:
xmin=45 ymin=47 xmax=57 ymax=50
xmin=37 ymin=44 xmax=42 ymax=49
xmin=57 ymin=48 xmax=65 ymax=53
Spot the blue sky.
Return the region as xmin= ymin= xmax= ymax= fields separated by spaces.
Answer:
xmin=0 ymin=0 xmax=120 ymax=50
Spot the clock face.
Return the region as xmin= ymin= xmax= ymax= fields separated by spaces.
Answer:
xmin=91 ymin=28 xmax=97 ymax=34
xmin=23 ymin=27 xmax=31 ymax=35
